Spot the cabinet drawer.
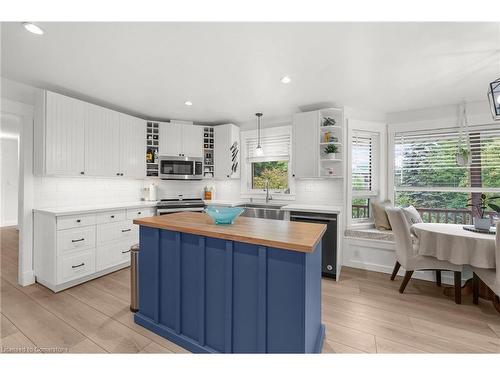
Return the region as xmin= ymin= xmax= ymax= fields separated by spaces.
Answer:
xmin=57 ymin=226 xmax=96 ymax=254
xmin=59 ymin=250 xmax=95 ymax=283
xmin=57 ymin=214 xmax=96 ymax=230
xmin=97 ymin=221 xmax=137 ymax=245
xmin=96 ymin=210 xmax=126 ymax=224
xmin=96 ymin=239 xmax=134 ymax=271
xmin=126 ymin=207 xmax=156 ymax=220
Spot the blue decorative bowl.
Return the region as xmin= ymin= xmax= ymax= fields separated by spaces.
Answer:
xmin=204 ymin=206 xmax=245 ymax=225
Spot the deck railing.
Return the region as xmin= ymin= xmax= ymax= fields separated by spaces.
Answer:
xmin=351 ymin=205 xmax=498 ymax=225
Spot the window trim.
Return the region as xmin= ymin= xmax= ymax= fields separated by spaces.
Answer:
xmin=346 ymin=119 xmax=387 ymax=228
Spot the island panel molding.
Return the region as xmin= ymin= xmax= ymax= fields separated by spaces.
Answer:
xmin=134 ymin=225 xmax=325 ymax=353
xmin=133 ymin=212 xmax=326 ymax=252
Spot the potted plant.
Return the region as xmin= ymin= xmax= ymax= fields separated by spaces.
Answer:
xmin=466 ymin=194 xmax=500 ymax=230
xmin=323 ymin=144 xmax=338 ymax=160
xmin=455 ymin=146 xmax=471 ymax=167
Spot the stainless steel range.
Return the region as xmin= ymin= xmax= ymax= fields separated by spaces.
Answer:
xmin=156 ymin=196 xmax=205 ymax=215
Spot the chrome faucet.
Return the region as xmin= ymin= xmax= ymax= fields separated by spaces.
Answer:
xmin=264 ymin=180 xmax=272 ymax=203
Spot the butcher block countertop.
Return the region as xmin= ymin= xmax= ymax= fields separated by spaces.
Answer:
xmin=133 ymin=212 xmax=326 ymax=253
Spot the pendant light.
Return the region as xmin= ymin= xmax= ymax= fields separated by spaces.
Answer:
xmin=487 ymin=77 xmax=500 ymax=121
xmin=255 ymin=112 xmax=263 ymax=156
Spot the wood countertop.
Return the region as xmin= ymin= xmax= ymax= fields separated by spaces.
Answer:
xmin=133 ymin=212 xmax=326 ymax=253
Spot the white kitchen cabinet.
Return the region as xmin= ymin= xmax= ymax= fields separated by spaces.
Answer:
xmin=85 ymin=103 xmax=121 ymax=176
xmin=182 ymin=124 xmax=203 ymax=157
xmin=35 ymin=90 xmax=146 ymax=178
xmin=159 ymin=121 xmax=203 ymax=157
xmin=34 ymin=91 xmax=86 ymax=176
xmin=292 ymin=111 xmax=319 ymax=178
xmin=33 ymin=205 xmax=156 ymax=292
xmin=214 ymin=123 xmax=240 ymax=179
xmin=119 ymin=113 xmax=146 ymax=178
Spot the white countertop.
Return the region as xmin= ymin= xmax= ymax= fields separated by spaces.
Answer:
xmin=204 ymin=199 xmax=246 ymax=207
xmin=33 ymin=201 xmax=158 ymax=216
xmin=281 ymin=204 xmax=342 ymax=214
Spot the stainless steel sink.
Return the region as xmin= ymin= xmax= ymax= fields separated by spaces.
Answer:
xmin=241 ymin=203 xmax=286 ymax=220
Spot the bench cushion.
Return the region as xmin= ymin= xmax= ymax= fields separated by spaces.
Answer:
xmin=345 ymin=228 xmax=395 ymax=242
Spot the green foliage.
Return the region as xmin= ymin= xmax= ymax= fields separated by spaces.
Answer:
xmin=324 ymin=144 xmax=338 ymax=154
xmin=252 ymin=161 xmax=288 ymax=190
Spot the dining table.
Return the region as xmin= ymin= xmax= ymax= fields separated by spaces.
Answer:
xmin=411 ymin=223 xmax=498 ymax=311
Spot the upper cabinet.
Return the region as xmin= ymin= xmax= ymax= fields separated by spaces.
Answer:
xmin=214 ymin=124 xmax=240 ymax=179
xmin=292 ymin=108 xmax=344 ymax=179
xmin=159 ymin=121 xmax=203 ymax=158
xmin=119 ymin=113 xmax=146 ymax=178
xmin=35 ymin=91 xmax=86 ymax=176
xmin=34 ymin=90 xmax=146 ymax=178
xmin=84 ymin=103 xmax=121 ymax=176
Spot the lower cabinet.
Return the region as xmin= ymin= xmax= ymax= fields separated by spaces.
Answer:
xmin=34 ymin=207 xmax=155 ymax=292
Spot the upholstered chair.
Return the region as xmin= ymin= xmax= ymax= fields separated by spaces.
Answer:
xmin=386 ymin=208 xmax=464 ymax=304
xmin=472 ymin=222 xmax=500 ymax=305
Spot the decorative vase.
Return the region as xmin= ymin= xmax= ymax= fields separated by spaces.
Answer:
xmin=473 ymin=217 xmax=491 ymax=230
xmin=325 ymin=153 xmax=337 ymax=160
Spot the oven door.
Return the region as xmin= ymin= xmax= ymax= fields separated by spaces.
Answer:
xmin=159 ymin=156 xmax=203 ymax=180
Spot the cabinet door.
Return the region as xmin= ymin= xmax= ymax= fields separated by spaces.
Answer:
xmin=159 ymin=122 xmax=183 ymax=156
xmin=45 ymin=91 xmax=85 ymax=175
xmin=182 ymin=125 xmax=203 ymax=157
xmin=84 ymin=103 xmax=121 ymax=176
xmin=292 ymin=111 xmax=319 ymax=178
xmin=119 ymin=114 xmax=146 ymax=178
xmin=214 ymin=125 xmax=229 ymax=179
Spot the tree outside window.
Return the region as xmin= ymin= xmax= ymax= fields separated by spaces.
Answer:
xmin=252 ymin=161 xmax=288 ymax=190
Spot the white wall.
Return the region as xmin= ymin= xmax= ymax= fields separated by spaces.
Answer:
xmin=0 ymin=137 xmax=19 ymax=226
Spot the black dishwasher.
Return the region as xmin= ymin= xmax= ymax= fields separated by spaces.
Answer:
xmin=290 ymin=211 xmax=337 ymax=278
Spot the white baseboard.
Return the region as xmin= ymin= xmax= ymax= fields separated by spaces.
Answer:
xmin=19 ymin=270 xmax=36 ymax=286
xmin=0 ymin=221 xmax=18 ymax=228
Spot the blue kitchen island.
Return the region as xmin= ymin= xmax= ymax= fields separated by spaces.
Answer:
xmin=133 ymin=212 xmax=326 ymax=353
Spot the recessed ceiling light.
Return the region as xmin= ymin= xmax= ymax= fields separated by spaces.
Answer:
xmin=22 ymin=22 xmax=44 ymax=35
xmin=184 ymin=101 xmax=193 ymax=106
xmin=280 ymin=75 xmax=291 ymax=84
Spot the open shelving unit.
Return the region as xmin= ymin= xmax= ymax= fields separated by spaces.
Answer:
xmin=318 ymin=108 xmax=344 ymax=178
xmin=203 ymin=126 xmax=215 ymax=179
xmin=146 ymin=121 xmax=159 ymax=177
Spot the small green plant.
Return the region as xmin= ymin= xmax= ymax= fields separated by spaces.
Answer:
xmin=466 ymin=194 xmax=500 ymax=218
xmin=322 ymin=117 xmax=336 ymax=127
xmin=324 ymin=144 xmax=338 ymax=154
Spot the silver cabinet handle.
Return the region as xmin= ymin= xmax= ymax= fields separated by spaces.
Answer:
xmin=122 ymin=249 xmax=131 ymax=254
xmin=72 ymin=238 xmax=85 ymax=243
xmin=122 ymin=229 xmax=131 ymax=233
xmin=72 ymin=262 xmax=85 ymax=269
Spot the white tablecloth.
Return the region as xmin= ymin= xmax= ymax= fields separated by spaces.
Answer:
xmin=411 ymin=223 xmax=496 ymax=269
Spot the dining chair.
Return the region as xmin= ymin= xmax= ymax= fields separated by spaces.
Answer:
xmin=472 ymin=222 xmax=499 ymax=305
xmin=386 ymin=207 xmax=464 ymax=304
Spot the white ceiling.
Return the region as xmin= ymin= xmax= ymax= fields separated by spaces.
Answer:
xmin=1 ymin=22 xmax=499 ymax=124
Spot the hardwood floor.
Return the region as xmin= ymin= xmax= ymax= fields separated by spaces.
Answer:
xmin=1 ymin=226 xmax=499 ymax=353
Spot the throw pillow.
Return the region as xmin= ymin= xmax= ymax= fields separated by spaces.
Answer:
xmin=402 ymin=205 xmax=423 ymax=225
xmin=371 ymin=200 xmax=392 ymax=230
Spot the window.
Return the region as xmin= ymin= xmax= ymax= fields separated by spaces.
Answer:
xmin=351 ymin=131 xmax=379 ymax=220
xmin=252 ymin=161 xmax=288 ymax=190
xmin=242 ymin=127 xmax=293 ymax=195
xmin=393 ymin=125 xmax=500 ymax=224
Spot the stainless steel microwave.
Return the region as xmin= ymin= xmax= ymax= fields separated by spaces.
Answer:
xmin=158 ymin=155 xmax=203 ymax=180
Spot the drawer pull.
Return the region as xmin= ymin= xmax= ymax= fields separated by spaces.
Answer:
xmin=71 ymin=238 xmax=85 ymax=243
xmin=72 ymin=262 xmax=85 ymax=269
xmin=138 ymin=212 xmax=141 ymax=215
xmin=121 ymin=249 xmax=131 ymax=254
xmin=122 ymin=229 xmax=132 ymax=233
xmin=111 ymin=215 xmax=115 ymax=218
xmin=76 ymin=219 xmax=81 ymax=223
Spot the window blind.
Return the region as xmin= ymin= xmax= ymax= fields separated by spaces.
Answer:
xmin=246 ymin=134 xmax=291 ymax=162
xmin=394 ymin=125 xmax=500 ymax=189
xmin=352 ymin=132 xmax=374 ymax=193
